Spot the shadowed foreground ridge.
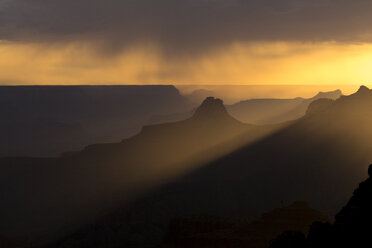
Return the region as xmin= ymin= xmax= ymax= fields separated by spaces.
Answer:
xmin=35 ymin=85 xmax=372 ymax=247
xmin=2 ymin=86 xmax=372 ymax=248
xmin=162 ymin=201 xmax=329 ymax=248
xmin=0 ymin=96 xmax=278 ymax=247
xmin=270 ymin=164 xmax=372 ymax=248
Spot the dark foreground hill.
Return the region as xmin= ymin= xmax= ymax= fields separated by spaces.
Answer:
xmin=162 ymin=201 xmax=329 ymax=248
xmin=0 ymin=85 xmax=192 ymax=157
xmin=48 ymin=86 xmax=372 ymax=248
xmin=270 ymin=164 xmax=372 ymax=248
xmin=0 ymin=97 xmax=278 ymax=246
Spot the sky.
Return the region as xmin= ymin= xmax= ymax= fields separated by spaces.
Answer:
xmin=1 ymin=0 xmax=372 ymax=86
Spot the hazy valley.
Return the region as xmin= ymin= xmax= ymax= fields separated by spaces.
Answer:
xmin=1 ymin=85 xmax=372 ymax=247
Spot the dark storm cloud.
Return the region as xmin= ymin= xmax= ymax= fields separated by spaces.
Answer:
xmin=1 ymin=0 xmax=372 ymax=53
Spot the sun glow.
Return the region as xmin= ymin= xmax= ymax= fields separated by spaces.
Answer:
xmin=1 ymin=41 xmax=372 ymax=87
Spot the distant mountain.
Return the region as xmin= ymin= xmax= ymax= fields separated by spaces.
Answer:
xmin=154 ymin=86 xmax=371 ymax=218
xmin=147 ymin=90 xmax=342 ymax=125
xmin=185 ymin=89 xmax=217 ymax=105
xmin=227 ymin=89 xmax=342 ymax=124
xmin=0 ymin=97 xmax=278 ymax=246
xmin=43 ymin=86 xmax=372 ymax=248
xmin=3 ymin=86 xmax=370 ymax=247
xmin=0 ymin=85 xmax=192 ymax=157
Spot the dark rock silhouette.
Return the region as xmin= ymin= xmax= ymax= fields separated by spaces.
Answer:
xmin=192 ymin=97 xmax=234 ymax=123
xmin=354 ymin=85 xmax=371 ymax=95
xmin=270 ymin=164 xmax=372 ymax=248
xmin=147 ymin=90 xmax=342 ymax=125
xmin=186 ymin=89 xmax=217 ymax=105
xmin=305 ymin=98 xmax=334 ymax=116
xmin=87 ymin=85 xmax=372 ymax=247
xmin=148 ymin=96 xmax=230 ymax=125
xmin=2 ymin=86 xmax=371 ymax=248
xmin=227 ymin=89 xmax=342 ymax=124
xmin=0 ymin=85 xmax=191 ymax=157
xmin=269 ymin=231 xmax=306 ymax=248
xmin=0 ymin=96 xmax=276 ymax=246
xmin=162 ymin=201 xmax=329 ymax=248
xmin=331 ymin=163 xmax=372 ymax=247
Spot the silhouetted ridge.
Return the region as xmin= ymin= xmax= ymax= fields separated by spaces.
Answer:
xmin=313 ymin=89 xmax=342 ymax=99
xmin=162 ymin=201 xmax=329 ymax=248
xmin=304 ymin=85 xmax=372 ymax=117
xmin=306 ymin=98 xmax=334 ymax=115
xmin=341 ymin=85 xmax=372 ymax=101
xmin=148 ymin=89 xmax=343 ymax=125
xmin=192 ymin=97 xmax=231 ymax=121
xmin=227 ymin=89 xmax=342 ymax=124
xmin=355 ymin=85 xmax=370 ymax=95
xmin=0 ymin=85 xmax=192 ymax=157
xmin=270 ymin=164 xmax=372 ymax=248
xmin=140 ymin=96 xmax=245 ymax=134
xmin=331 ymin=164 xmax=372 ymax=247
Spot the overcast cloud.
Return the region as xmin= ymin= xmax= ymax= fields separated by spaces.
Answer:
xmin=1 ymin=0 xmax=372 ymax=54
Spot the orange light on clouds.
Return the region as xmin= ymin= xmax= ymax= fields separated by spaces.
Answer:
xmin=0 ymin=41 xmax=372 ymax=88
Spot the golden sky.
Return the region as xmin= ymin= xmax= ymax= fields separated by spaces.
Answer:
xmin=1 ymin=41 xmax=372 ymax=87
xmin=1 ymin=1 xmax=372 ymax=88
